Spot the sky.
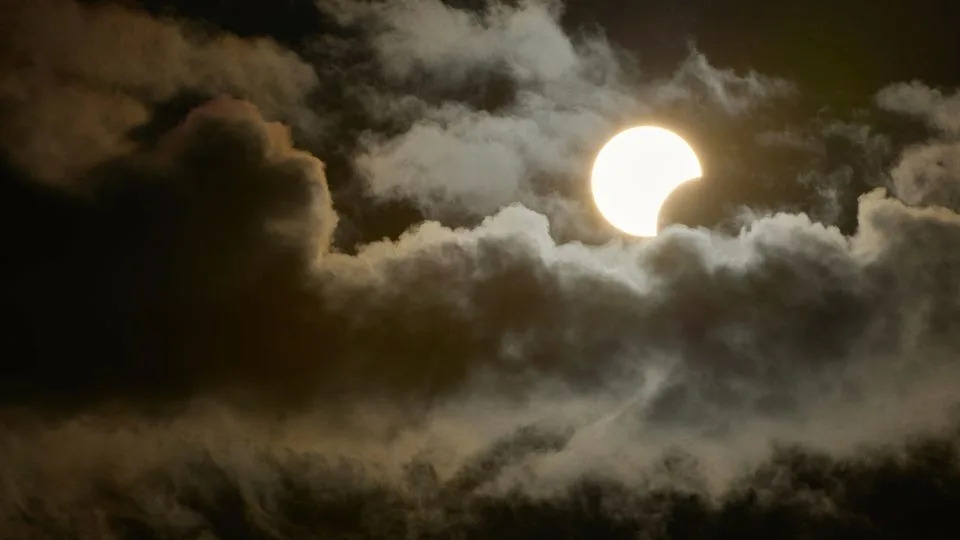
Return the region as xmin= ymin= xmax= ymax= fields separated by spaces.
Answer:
xmin=2 ymin=0 xmax=960 ymax=538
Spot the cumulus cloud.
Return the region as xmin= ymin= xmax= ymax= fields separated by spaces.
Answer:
xmin=354 ymin=99 xmax=615 ymax=226
xmin=889 ymin=140 xmax=960 ymax=209
xmin=877 ymin=82 xmax=960 ymax=210
xmin=302 ymin=186 xmax=960 ymax=445
xmin=0 ymin=0 xmax=320 ymax=182
xmin=327 ymin=0 xmax=634 ymax=238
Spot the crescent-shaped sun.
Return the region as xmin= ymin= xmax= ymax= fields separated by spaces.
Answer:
xmin=591 ymin=126 xmax=702 ymax=237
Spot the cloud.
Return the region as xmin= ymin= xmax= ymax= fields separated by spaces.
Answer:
xmin=324 ymin=0 xmax=635 ymax=239
xmin=1 ymin=97 xmax=336 ymax=408
xmin=354 ymin=99 xmax=615 ymax=226
xmin=877 ymin=81 xmax=960 ymax=135
xmin=649 ymin=50 xmax=797 ymax=115
xmin=0 ymin=0 xmax=320 ymax=182
xmin=329 ymin=0 xmax=580 ymax=85
xmin=876 ymin=82 xmax=960 ymax=211
xmin=3 ymin=398 xmax=960 ymax=537
xmin=305 ymin=186 xmax=960 ymax=441
xmin=889 ymin=140 xmax=960 ymax=209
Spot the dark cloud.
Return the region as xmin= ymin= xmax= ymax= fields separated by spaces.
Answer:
xmin=0 ymin=0 xmax=320 ymax=182
xmin=2 ymin=97 xmax=335 ymax=408
xmin=4 ymin=413 xmax=960 ymax=538
xmin=3 ymin=0 xmax=960 ymax=538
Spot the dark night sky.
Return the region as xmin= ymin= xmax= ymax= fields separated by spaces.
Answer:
xmin=570 ymin=0 xmax=960 ymax=92
xmin=4 ymin=1 xmax=960 ymax=538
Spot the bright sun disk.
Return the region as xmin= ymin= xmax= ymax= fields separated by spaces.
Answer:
xmin=591 ymin=126 xmax=702 ymax=237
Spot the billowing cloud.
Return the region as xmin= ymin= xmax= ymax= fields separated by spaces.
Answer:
xmin=354 ymin=100 xmax=614 ymax=226
xmin=878 ymin=82 xmax=960 ymax=210
xmin=889 ymin=140 xmax=960 ymax=209
xmin=2 ymin=97 xmax=336 ymax=407
xmin=0 ymin=0 xmax=319 ymax=182
xmin=327 ymin=0 xmax=634 ymax=238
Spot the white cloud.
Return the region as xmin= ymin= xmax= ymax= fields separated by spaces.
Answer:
xmin=877 ymin=81 xmax=960 ymax=135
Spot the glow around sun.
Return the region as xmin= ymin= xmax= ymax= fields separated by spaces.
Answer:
xmin=591 ymin=126 xmax=702 ymax=237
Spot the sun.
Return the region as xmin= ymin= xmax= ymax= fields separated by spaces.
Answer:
xmin=591 ymin=126 xmax=702 ymax=237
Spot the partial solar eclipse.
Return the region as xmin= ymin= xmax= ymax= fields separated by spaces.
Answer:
xmin=591 ymin=126 xmax=702 ymax=237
